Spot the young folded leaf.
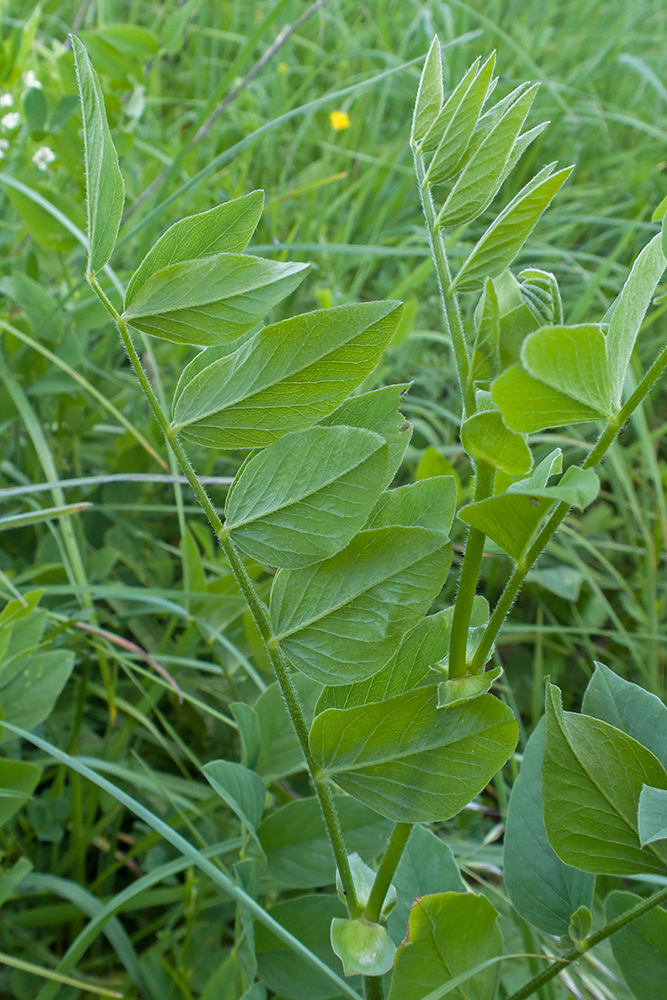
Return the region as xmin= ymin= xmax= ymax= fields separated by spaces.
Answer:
xmin=171 ymin=301 xmax=403 ymax=449
xmin=461 ymin=409 xmax=532 ymax=475
xmin=436 ymin=665 xmax=502 ymax=707
xmin=269 ymin=526 xmax=451 ymax=686
xmin=309 ymin=686 xmax=518 ymax=822
xmin=122 ymin=253 xmax=307 ymax=345
xmin=124 ymin=191 xmax=265 ymax=308
xmin=543 ymin=681 xmax=667 ymax=876
xmin=388 ymin=893 xmax=503 ymax=1000
xmin=518 ymin=268 xmax=563 ymax=326
xmin=71 ymin=35 xmax=125 ymax=275
xmin=224 ymin=425 xmax=388 ymax=568
xmin=452 ymin=166 xmax=572 ymax=293
xmin=411 ymin=36 xmax=443 ymax=145
xmin=424 ymin=52 xmax=496 ymax=186
xmin=437 ymin=84 xmax=539 ymax=228
xmin=419 ymin=55 xmax=480 ymax=154
xmin=330 ymin=918 xmax=396 ymax=976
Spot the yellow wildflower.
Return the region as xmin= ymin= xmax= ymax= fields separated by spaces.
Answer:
xmin=330 ymin=110 xmax=350 ymax=131
xmin=277 ymin=62 xmax=288 ymax=75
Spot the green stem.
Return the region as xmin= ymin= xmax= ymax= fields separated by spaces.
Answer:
xmin=89 ymin=274 xmax=361 ymax=918
xmin=364 ymin=975 xmax=384 ymax=1000
xmin=412 ymin=147 xmax=473 ymax=416
xmin=449 ymin=462 xmax=494 ymax=677
xmin=364 ymin=823 xmax=412 ymax=924
xmin=472 ymin=337 xmax=667 ymax=673
xmin=507 ymin=885 xmax=667 ymax=1000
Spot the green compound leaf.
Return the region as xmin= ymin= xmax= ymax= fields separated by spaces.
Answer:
xmin=123 ymin=253 xmax=307 ymax=346
xmin=388 ymin=892 xmax=503 ymax=1000
xmin=319 ymin=384 xmax=412 ymax=490
xmin=606 ymin=891 xmax=667 ymax=1000
xmin=453 ymin=166 xmax=573 ymax=293
xmin=270 ymin=527 xmax=451 ymax=687
xmin=172 ymin=301 xmax=403 ymax=449
xmin=316 ymin=606 xmax=453 ymax=713
xmin=504 ymin=718 xmax=594 ymax=936
xmin=365 ymin=476 xmax=457 ymax=533
xmin=330 ymin=918 xmax=396 ymax=976
xmin=437 ymin=84 xmax=538 ymax=228
xmin=202 ymin=760 xmax=266 ymax=843
xmin=309 ymin=686 xmax=518 ymax=822
xmin=638 ymin=785 xmax=667 ymax=846
xmin=606 ymin=232 xmax=666 ymax=407
xmin=582 ymin=660 xmax=667 ymax=770
xmin=543 ymin=682 xmax=667 ymax=876
xmin=225 ymin=426 xmax=388 ymax=568
xmin=71 ymin=35 xmax=125 ymax=275
xmin=411 ymin=37 xmax=443 ymax=145
xmin=461 ymin=409 xmax=532 ymax=475
xmin=124 ymin=191 xmax=264 ymax=308
xmin=425 ymin=53 xmax=496 ymax=185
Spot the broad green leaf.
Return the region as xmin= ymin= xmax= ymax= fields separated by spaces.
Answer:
xmin=420 ymin=56 xmax=481 ymax=153
xmin=122 ymin=253 xmax=307 ymax=346
xmin=606 ymin=891 xmax=667 ymax=1000
xmin=498 ymin=303 xmax=540 ymax=369
xmin=526 ymin=564 xmax=584 ymax=601
xmin=520 ymin=323 xmax=614 ymax=416
xmin=255 ymin=894 xmax=359 ymax=1000
xmin=331 ymin=918 xmax=396 ymax=976
xmin=492 ymin=363 xmax=605 ymax=432
xmin=225 ymin=426 xmax=387 ymax=568
xmin=230 ymin=702 xmax=261 ymax=770
xmin=638 ymin=785 xmax=667 ymax=846
xmin=387 ymin=826 xmax=464 ymax=944
xmin=388 ymin=892 xmax=503 ymax=1000
xmin=258 ymin=797 xmax=390 ymax=889
xmin=172 ymin=301 xmax=403 ymax=449
xmin=582 ymin=661 xmax=667 ymax=769
xmin=124 ymin=191 xmax=265 ymax=308
xmin=316 ymin=606 xmax=454 ymax=712
xmin=336 ymin=853 xmax=396 ymax=918
xmin=411 ymin=37 xmax=443 ymax=144
xmin=504 ymin=718 xmax=594 ymax=936
xmin=0 ymin=760 xmax=41 ymax=828
xmin=71 ymin=36 xmax=125 ymax=275
xmin=461 ymin=410 xmax=532 ymax=475
xmin=0 ymin=649 xmax=75 ymax=742
xmin=309 ymin=686 xmax=518 ymax=822
xmin=606 ymin=233 xmax=666 ymax=406
xmin=469 ymin=278 xmax=501 ymax=386
xmin=437 ymin=666 xmax=502 ymax=707
xmin=202 ymin=760 xmax=266 ymax=840
xmin=254 ymin=676 xmax=322 ymax=782
xmin=518 ymin=268 xmax=563 ymax=326
xmin=320 ymin=383 xmax=412 ymax=490
xmin=425 ymin=53 xmax=496 ymax=185
xmin=453 ymin=166 xmax=572 ymax=292
xmin=270 ymin=527 xmax=451 ymax=686
xmin=438 ymin=85 xmax=538 ymax=227
xmin=542 ymin=682 xmax=667 ymax=876
xmin=365 ymin=476 xmax=457 ymax=533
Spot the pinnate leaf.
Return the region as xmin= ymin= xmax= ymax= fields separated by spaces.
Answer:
xmin=543 ymin=682 xmax=667 ymax=876
xmin=172 ymin=301 xmax=402 ymax=449
xmin=225 ymin=426 xmax=388 ymax=568
xmin=123 ymin=253 xmax=307 ymax=346
xmin=72 ymin=35 xmax=125 ymax=274
xmin=309 ymin=686 xmax=518 ymax=822
xmin=124 ymin=191 xmax=264 ymax=307
xmin=270 ymin=526 xmax=451 ymax=686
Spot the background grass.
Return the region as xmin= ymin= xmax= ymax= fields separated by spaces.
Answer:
xmin=1 ymin=0 xmax=667 ymax=997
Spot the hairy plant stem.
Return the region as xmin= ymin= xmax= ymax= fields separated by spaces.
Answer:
xmin=89 ymin=274 xmax=361 ymax=918
xmin=412 ymin=147 xmax=474 ymax=416
xmin=507 ymin=884 xmax=667 ymax=1000
xmin=365 ymin=823 xmax=412 ymax=924
xmin=448 ymin=462 xmax=494 ymax=677
xmin=472 ymin=337 xmax=667 ymax=673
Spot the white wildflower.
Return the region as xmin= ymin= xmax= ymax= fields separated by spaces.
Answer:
xmin=23 ymin=70 xmax=42 ymax=90
xmin=1 ymin=112 xmax=20 ymax=130
xmin=32 ymin=146 xmax=56 ymax=171
xmin=0 ymin=94 xmax=14 ymax=108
